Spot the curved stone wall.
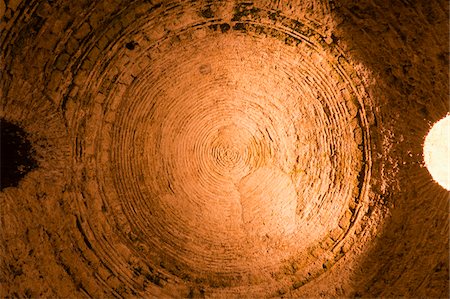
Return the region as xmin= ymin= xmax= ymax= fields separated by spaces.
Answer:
xmin=1 ymin=0 xmax=448 ymax=297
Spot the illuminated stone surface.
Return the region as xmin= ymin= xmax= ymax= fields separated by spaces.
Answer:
xmin=0 ymin=0 xmax=448 ymax=298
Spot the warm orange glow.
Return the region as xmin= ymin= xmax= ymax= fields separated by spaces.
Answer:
xmin=424 ymin=115 xmax=450 ymax=191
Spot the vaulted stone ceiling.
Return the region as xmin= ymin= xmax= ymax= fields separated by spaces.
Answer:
xmin=1 ymin=0 xmax=448 ymax=297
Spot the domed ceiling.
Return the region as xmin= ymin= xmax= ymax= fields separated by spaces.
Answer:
xmin=1 ymin=0 xmax=448 ymax=297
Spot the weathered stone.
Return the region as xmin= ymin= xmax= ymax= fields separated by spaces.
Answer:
xmin=105 ymin=22 xmax=122 ymax=39
xmin=341 ymin=241 xmax=352 ymax=254
xmin=54 ymin=53 xmax=70 ymax=71
xmin=353 ymin=127 xmax=363 ymax=144
xmin=37 ymin=32 xmax=59 ymax=50
xmin=330 ymin=227 xmax=343 ymax=241
xmin=34 ymin=48 xmax=50 ymax=68
xmin=74 ymin=22 xmax=91 ymax=40
xmin=321 ymin=237 xmax=334 ymax=250
xmin=73 ymin=70 xmax=87 ymax=85
xmin=4 ymin=8 xmax=13 ymax=20
xmin=311 ymin=245 xmax=325 ymax=258
xmin=47 ymin=70 xmax=63 ymax=91
xmin=120 ymin=12 xmax=135 ymax=28
xmin=35 ymin=2 xmax=51 ymax=18
xmin=89 ymin=12 xmax=103 ymax=29
xmin=7 ymin=0 xmax=21 ymax=11
xmin=1 ymin=1 xmax=448 ymax=298
xmin=87 ymin=46 xmax=101 ymax=62
xmin=80 ymin=59 xmax=93 ymax=70
xmin=338 ymin=210 xmax=353 ymax=229
xmin=0 ymin=0 xmax=6 ymax=18
xmin=97 ymin=34 xmax=109 ymax=50
xmin=65 ymin=38 xmax=79 ymax=55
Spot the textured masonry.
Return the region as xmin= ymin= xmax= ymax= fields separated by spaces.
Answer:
xmin=0 ymin=0 xmax=448 ymax=298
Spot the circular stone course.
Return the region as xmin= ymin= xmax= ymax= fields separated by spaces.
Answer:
xmin=3 ymin=0 xmax=420 ymax=298
xmin=64 ymin=1 xmax=376 ymax=296
xmin=2 ymin=0 xmax=449 ymax=298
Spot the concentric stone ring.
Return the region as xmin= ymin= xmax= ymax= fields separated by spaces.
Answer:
xmin=1 ymin=0 xmax=447 ymax=298
xmin=63 ymin=1 xmax=375 ymax=293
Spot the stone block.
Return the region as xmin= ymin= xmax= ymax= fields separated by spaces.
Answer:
xmin=47 ymin=70 xmax=63 ymax=91
xmin=74 ymin=22 xmax=91 ymax=40
xmin=97 ymin=34 xmax=109 ymax=50
xmin=353 ymin=127 xmax=363 ymax=144
xmin=338 ymin=210 xmax=353 ymax=229
xmin=65 ymin=38 xmax=79 ymax=55
xmin=87 ymin=46 xmax=101 ymax=62
xmin=8 ymin=0 xmax=21 ymax=11
xmin=80 ymin=59 xmax=93 ymax=70
xmin=73 ymin=70 xmax=88 ymax=86
xmin=38 ymin=32 xmax=59 ymax=50
xmin=0 ymin=1 xmax=6 ymax=18
xmin=120 ymin=12 xmax=135 ymax=28
xmin=36 ymin=2 xmax=51 ymax=18
xmin=89 ymin=12 xmax=103 ymax=28
xmin=105 ymin=22 xmax=121 ymax=39
xmin=330 ymin=227 xmax=343 ymax=241
xmin=55 ymin=53 xmax=70 ymax=71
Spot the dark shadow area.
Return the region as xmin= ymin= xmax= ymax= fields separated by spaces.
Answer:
xmin=1 ymin=119 xmax=38 ymax=190
xmin=331 ymin=0 xmax=449 ymax=297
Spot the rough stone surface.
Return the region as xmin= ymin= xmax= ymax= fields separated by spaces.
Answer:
xmin=0 ymin=0 xmax=448 ymax=298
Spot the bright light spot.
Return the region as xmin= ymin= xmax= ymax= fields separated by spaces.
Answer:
xmin=423 ymin=114 xmax=450 ymax=191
